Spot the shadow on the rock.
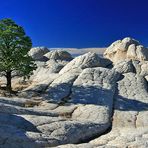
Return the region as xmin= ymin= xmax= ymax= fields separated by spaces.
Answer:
xmin=70 ymin=85 xmax=148 ymax=112
xmin=25 ymin=82 xmax=148 ymax=113
xmin=42 ymin=85 xmax=117 ymax=111
xmin=0 ymin=113 xmax=40 ymax=132
xmin=45 ymin=84 xmax=148 ymax=113
xmin=0 ymin=113 xmax=41 ymax=147
xmin=69 ymin=86 xmax=114 ymax=107
xmin=114 ymin=96 xmax=148 ymax=111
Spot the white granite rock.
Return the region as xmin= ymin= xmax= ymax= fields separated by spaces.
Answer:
xmin=89 ymin=128 xmax=148 ymax=148
xmin=28 ymin=47 xmax=49 ymax=61
xmin=140 ymin=61 xmax=148 ymax=77
xmin=84 ymin=73 xmax=148 ymax=148
xmin=19 ymin=67 xmax=59 ymax=98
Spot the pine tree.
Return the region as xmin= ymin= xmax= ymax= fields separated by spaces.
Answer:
xmin=0 ymin=18 xmax=36 ymax=92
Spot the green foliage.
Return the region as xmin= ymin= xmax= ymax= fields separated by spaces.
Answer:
xmin=0 ymin=18 xmax=37 ymax=90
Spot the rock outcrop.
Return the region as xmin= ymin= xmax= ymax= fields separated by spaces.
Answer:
xmin=104 ymin=37 xmax=148 ymax=63
xmin=0 ymin=40 xmax=148 ymax=148
xmin=86 ymin=73 xmax=148 ymax=148
xmin=20 ymin=50 xmax=74 ymax=97
xmin=55 ymin=73 xmax=148 ymax=148
xmin=47 ymin=47 xmax=106 ymax=57
xmin=0 ymin=68 xmax=117 ymax=147
xmin=44 ymin=52 xmax=112 ymax=102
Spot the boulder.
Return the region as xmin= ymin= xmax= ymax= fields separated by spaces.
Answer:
xmin=21 ymin=52 xmax=112 ymax=99
xmin=54 ymin=71 xmax=148 ymax=148
xmin=71 ymin=67 xmax=120 ymax=105
xmin=34 ymin=61 xmax=46 ymax=67
xmin=19 ymin=67 xmax=59 ymax=98
xmin=132 ymin=60 xmax=148 ymax=77
xmin=104 ymin=37 xmax=148 ymax=63
xmin=59 ymin=52 xmax=108 ymax=75
xmin=132 ymin=60 xmax=141 ymax=74
xmin=89 ymin=127 xmax=148 ymax=148
xmin=28 ymin=47 xmax=49 ymax=61
xmin=21 ymin=51 xmax=73 ymax=97
xmin=44 ymin=50 xmax=73 ymax=61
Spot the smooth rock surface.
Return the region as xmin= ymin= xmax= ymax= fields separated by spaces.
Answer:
xmin=58 ymin=72 xmax=148 ymax=148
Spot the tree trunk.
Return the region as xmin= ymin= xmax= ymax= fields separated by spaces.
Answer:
xmin=6 ymin=71 xmax=12 ymax=92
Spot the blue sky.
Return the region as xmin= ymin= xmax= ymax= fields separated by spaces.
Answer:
xmin=0 ymin=0 xmax=148 ymax=48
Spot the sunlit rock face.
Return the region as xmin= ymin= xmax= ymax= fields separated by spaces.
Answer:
xmin=104 ymin=37 xmax=148 ymax=63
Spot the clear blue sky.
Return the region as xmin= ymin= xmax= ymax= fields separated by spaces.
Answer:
xmin=0 ymin=0 xmax=148 ymax=48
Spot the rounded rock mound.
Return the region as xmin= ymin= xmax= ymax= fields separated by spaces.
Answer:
xmin=59 ymin=52 xmax=111 ymax=75
xmin=44 ymin=50 xmax=73 ymax=61
xmin=28 ymin=47 xmax=49 ymax=61
xmin=104 ymin=37 xmax=148 ymax=63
